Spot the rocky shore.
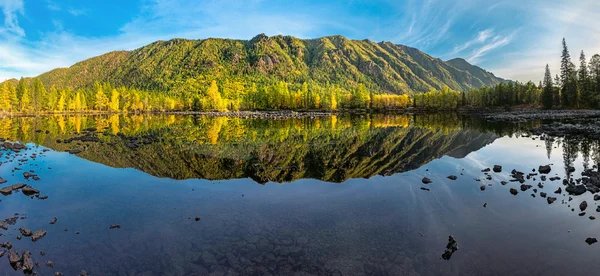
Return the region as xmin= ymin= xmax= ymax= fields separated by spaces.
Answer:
xmin=480 ymin=109 xmax=600 ymax=123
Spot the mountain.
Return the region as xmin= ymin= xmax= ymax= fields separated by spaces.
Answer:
xmin=446 ymin=58 xmax=506 ymax=86
xmin=36 ymin=34 xmax=506 ymax=95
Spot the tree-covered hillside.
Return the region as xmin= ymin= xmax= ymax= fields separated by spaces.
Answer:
xmin=35 ymin=34 xmax=505 ymax=95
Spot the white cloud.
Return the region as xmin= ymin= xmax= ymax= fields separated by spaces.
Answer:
xmin=46 ymin=0 xmax=60 ymax=11
xmin=67 ymin=8 xmax=85 ymax=16
xmin=0 ymin=0 xmax=24 ymax=36
xmin=466 ymin=32 xmax=515 ymax=64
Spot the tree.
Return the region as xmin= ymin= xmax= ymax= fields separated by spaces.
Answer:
xmin=589 ymin=54 xmax=600 ymax=107
xmin=560 ymin=38 xmax=572 ymax=87
xmin=579 ymin=51 xmax=592 ymax=107
xmin=94 ymin=83 xmax=109 ymax=111
xmin=17 ymin=78 xmax=31 ymax=112
xmin=48 ymin=86 xmax=58 ymax=111
xmin=31 ymin=78 xmax=46 ymax=112
xmin=57 ymin=89 xmax=67 ymax=112
xmin=109 ymin=89 xmax=120 ymax=112
xmin=542 ymin=64 xmax=554 ymax=109
xmin=206 ymin=80 xmax=225 ymax=111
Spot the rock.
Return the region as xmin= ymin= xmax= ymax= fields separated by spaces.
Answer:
xmin=420 ymin=187 xmax=430 ymax=191
xmin=55 ymin=273 xmax=64 ymax=276
xmin=50 ymin=217 xmax=57 ymax=224
xmin=580 ymin=201 xmax=588 ymax=211
xmin=547 ymin=197 xmax=557 ymax=204
xmin=109 ymin=224 xmax=121 ymax=229
xmin=480 ymin=185 xmax=486 ymax=191
xmin=483 ymin=203 xmax=487 ymax=208
xmin=566 ymin=185 xmax=587 ymax=195
xmin=501 ymin=181 xmax=508 ymax=185
xmin=0 ymin=183 xmax=27 ymax=195
xmin=22 ymin=251 xmax=34 ymax=272
xmin=21 ymin=185 xmax=40 ymax=196
xmin=590 ymin=216 xmax=596 ymax=220
xmin=538 ymin=183 xmax=544 ymax=188
xmin=23 ymin=172 xmax=37 ymax=179
xmin=68 ymin=149 xmax=82 ymax=154
xmin=422 ymin=177 xmax=432 ymax=184
xmin=447 ymin=175 xmax=457 ymax=180
xmin=19 ymin=227 xmax=33 ymax=236
xmin=195 ymin=217 xmax=200 ymax=221
xmin=539 ymin=165 xmax=552 ymax=174
xmin=481 ymin=168 xmax=491 ymax=172
xmin=540 ymin=192 xmax=547 ymax=198
xmin=579 ymin=212 xmax=586 ymax=216
xmin=8 ymin=249 xmax=20 ymax=264
xmin=510 ymin=188 xmax=518 ymax=195
xmin=0 ymin=250 xmax=4 ymax=258
xmin=493 ymin=165 xmax=502 ymax=173
xmin=441 ymin=235 xmax=458 ymax=260
xmin=32 ymin=229 xmax=47 ymax=242
xmin=46 ymin=260 xmax=54 ymax=267
xmin=520 ymin=184 xmax=532 ymax=191
xmin=554 ymin=187 xmax=562 ymax=194
xmin=585 ymin=237 xmax=598 ymax=245
xmin=39 ymin=195 xmax=48 ymax=200
xmin=594 ymin=194 xmax=600 ymax=201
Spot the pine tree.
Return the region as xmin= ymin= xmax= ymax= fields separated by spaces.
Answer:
xmin=560 ymin=38 xmax=572 ymax=87
xmin=31 ymin=78 xmax=47 ymax=112
xmin=542 ymin=64 xmax=554 ymax=109
xmin=589 ymin=54 xmax=600 ymax=107
xmin=579 ymin=51 xmax=592 ymax=107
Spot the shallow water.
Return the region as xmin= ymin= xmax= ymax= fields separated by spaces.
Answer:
xmin=0 ymin=114 xmax=599 ymax=276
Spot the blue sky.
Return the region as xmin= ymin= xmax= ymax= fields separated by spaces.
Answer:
xmin=1 ymin=0 xmax=599 ymax=82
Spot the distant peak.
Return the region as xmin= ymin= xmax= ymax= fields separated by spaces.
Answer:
xmin=251 ymin=33 xmax=270 ymax=43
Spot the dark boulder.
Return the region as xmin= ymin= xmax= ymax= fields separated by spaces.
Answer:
xmin=539 ymin=165 xmax=552 ymax=174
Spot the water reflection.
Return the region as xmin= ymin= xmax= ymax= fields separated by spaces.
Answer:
xmin=2 ymin=114 xmax=600 ymax=276
xmin=0 ymin=113 xmax=537 ymax=183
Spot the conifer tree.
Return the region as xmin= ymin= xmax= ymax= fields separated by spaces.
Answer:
xmin=542 ymin=64 xmax=554 ymax=109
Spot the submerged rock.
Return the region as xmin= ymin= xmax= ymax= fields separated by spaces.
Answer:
xmin=566 ymin=185 xmax=587 ymax=195
xmin=19 ymin=227 xmax=33 ymax=237
xmin=480 ymin=185 xmax=486 ymax=191
xmin=493 ymin=165 xmax=502 ymax=173
xmin=32 ymin=229 xmax=47 ymax=242
xmin=420 ymin=187 xmax=430 ymax=191
xmin=539 ymin=165 xmax=552 ymax=174
xmin=585 ymin=237 xmax=598 ymax=245
xmin=580 ymin=201 xmax=588 ymax=211
xmin=510 ymin=188 xmax=518 ymax=195
xmin=547 ymin=197 xmax=557 ymax=204
xmin=109 ymin=224 xmax=121 ymax=229
xmin=447 ymin=175 xmax=457 ymax=180
xmin=422 ymin=177 xmax=432 ymax=184
xmin=441 ymin=235 xmax=459 ymax=260
xmin=50 ymin=217 xmax=57 ymax=224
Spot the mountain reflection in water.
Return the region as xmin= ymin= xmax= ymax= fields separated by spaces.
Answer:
xmin=0 ymin=113 xmax=516 ymax=183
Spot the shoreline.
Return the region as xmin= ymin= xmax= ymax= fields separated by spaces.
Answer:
xmin=2 ymin=108 xmax=600 ymax=121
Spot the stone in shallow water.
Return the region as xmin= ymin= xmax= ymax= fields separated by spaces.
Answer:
xmin=32 ymin=229 xmax=47 ymax=242
xmin=441 ymin=235 xmax=458 ymax=260
xmin=447 ymin=175 xmax=457 ymax=180
xmin=539 ymin=165 xmax=551 ymax=174
xmin=580 ymin=201 xmax=588 ymax=211
xmin=585 ymin=237 xmax=598 ymax=245
xmin=510 ymin=188 xmax=518 ymax=195
xmin=547 ymin=197 xmax=557 ymax=204
xmin=422 ymin=177 xmax=432 ymax=184
xmin=493 ymin=165 xmax=502 ymax=173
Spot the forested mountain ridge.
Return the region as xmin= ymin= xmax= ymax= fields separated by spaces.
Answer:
xmin=34 ymin=34 xmax=506 ymax=94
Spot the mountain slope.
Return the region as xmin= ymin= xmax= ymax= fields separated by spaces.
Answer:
xmin=36 ymin=34 xmax=506 ymax=94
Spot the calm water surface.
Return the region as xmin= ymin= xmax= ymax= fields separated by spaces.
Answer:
xmin=0 ymin=114 xmax=599 ymax=276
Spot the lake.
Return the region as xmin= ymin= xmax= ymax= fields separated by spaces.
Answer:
xmin=1 ymin=113 xmax=599 ymax=276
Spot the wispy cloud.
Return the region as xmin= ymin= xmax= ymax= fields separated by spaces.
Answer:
xmin=466 ymin=31 xmax=516 ymax=64
xmin=0 ymin=0 xmax=24 ymax=36
xmin=46 ymin=0 xmax=60 ymax=11
xmin=67 ymin=8 xmax=85 ymax=16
